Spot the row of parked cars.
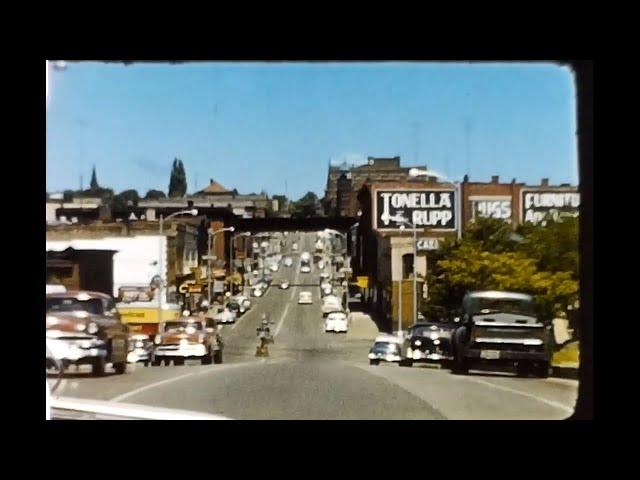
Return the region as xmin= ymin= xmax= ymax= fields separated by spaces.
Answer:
xmin=368 ymin=290 xmax=554 ymax=378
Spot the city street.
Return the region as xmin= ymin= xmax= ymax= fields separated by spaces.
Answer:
xmin=47 ymin=232 xmax=578 ymax=420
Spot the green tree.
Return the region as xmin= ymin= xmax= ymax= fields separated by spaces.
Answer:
xmin=292 ymin=191 xmax=319 ymax=217
xmin=168 ymin=158 xmax=187 ymax=198
xmin=462 ymin=216 xmax=521 ymax=253
xmin=113 ymin=189 xmax=140 ymax=209
xmin=144 ymin=189 xmax=166 ymax=200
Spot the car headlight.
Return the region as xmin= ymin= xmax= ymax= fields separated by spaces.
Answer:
xmin=135 ymin=341 xmax=144 ymax=348
xmin=414 ymin=339 xmax=422 ymax=346
xmin=87 ymin=322 xmax=99 ymax=334
xmin=433 ymin=339 xmax=441 ymax=345
xmin=154 ymin=334 xmax=162 ymax=345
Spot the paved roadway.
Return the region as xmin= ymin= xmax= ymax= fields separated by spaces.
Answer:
xmin=47 ymin=232 xmax=579 ymax=420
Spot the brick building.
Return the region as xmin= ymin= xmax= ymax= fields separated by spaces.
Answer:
xmin=323 ymin=156 xmax=426 ymax=217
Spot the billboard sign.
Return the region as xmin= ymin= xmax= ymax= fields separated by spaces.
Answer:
xmin=375 ymin=189 xmax=456 ymax=231
xmin=521 ymin=190 xmax=580 ymax=225
xmin=470 ymin=196 xmax=512 ymax=222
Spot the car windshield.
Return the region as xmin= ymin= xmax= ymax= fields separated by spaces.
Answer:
xmin=46 ymin=62 xmax=581 ymax=421
xmin=372 ymin=342 xmax=399 ymax=353
xmin=468 ymin=297 xmax=535 ymax=316
xmin=46 ymin=297 xmax=104 ymax=315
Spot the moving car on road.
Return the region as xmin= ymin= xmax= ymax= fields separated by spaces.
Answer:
xmin=324 ymin=311 xmax=349 ymax=333
xmin=153 ymin=316 xmax=223 ymax=365
xmin=46 ymin=291 xmax=130 ymax=376
xmin=321 ymin=294 xmax=343 ymax=316
xmin=127 ymin=334 xmax=154 ymax=366
xmin=368 ymin=335 xmax=403 ymax=365
xmin=292 ymin=242 xmax=299 ymax=251
xmin=399 ymin=322 xmax=455 ymax=367
xmin=283 ymin=257 xmax=293 ymax=267
xmin=210 ymin=305 xmax=236 ymax=324
xmin=280 ymin=281 xmax=290 ymax=290
xmin=229 ymin=295 xmax=252 ymax=315
xmin=320 ymin=282 xmax=333 ymax=297
xmin=298 ymin=291 xmax=313 ymax=304
xmin=450 ymin=291 xmax=552 ymax=377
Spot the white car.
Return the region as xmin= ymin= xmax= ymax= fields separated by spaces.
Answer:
xmin=298 ymin=291 xmax=313 ymax=304
xmin=211 ymin=307 xmax=236 ymax=324
xmin=270 ymin=264 xmax=279 ymax=272
xmin=319 ymin=272 xmax=331 ymax=281
xmin=318 ymin=261 xmax=325 ymax=270
xmin=283 ymin=257 xmax=293 ymax=267
xmin=292 ymin=243 xmax=299 ymax=251
xmin=325 ymin=311 xmax=349 ymax=333
xmin=280 ymin=281 xmax=290 ymax=290
xmin=320 ymin=283 xmax=333 ymax=297
xmin=321 ymin=295 xmax=343 ymax=315
xmin=300 ymin=265 xmax=311 ymax=274
xmin=236 ymin=296 xmax=252 ymax=312
xmin=252 ymin=287 xmax=264 ymax=297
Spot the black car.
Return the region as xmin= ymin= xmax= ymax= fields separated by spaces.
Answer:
xmin=399 ymin=322 xmax=455 ymax=367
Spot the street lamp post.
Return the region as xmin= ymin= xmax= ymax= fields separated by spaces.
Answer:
xmin=158 ymin=209 xmax=198 ymax=323
xmin=398 ymin=221 xmax=418 ymax=329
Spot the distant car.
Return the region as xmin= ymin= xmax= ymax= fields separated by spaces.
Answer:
xmin=292 ymin=243 xmax=299 ymax=251
xmin=46 ymin=291 xmax=129 ymax=376
xmin=320 ymin=283 xmax=333 ymax=297
xmin=270 ymin=263 xmax=279 ymax=272
xmin=153 ymin=316 xmax=223 ymax=365
xmin=321 ymin=295 xmax=343 ymax=316
xmin=210 ymin=306 xmax=236 ymax=324
xmin=368 ymin=336 xmax=403 ymax=365
xmin=319 ymin=272 xmax=331 ymax=281
xmin=399 ymin=322 xmax=455 ymax=367
xmin=228 ymin=296 xmax=252 ymax=314
xmin=318 ymin=260 xmax=325 ymax=270
xmin=300 ymin=265 xmax=311 ymax=274
xmin=298 ymin=291 xmax=313 ymax=304
xmin=283 ymin=257 xmax=293 ymax=267
xmin=127 ymin=334 xmax=154 ymax=365
xmin=252 ymin=287 xmax=264 ymax=297
xmin=280 ymin=281 xmax=290 ymax=290
xmin=325 ymin=311 xmax=348 ymax=333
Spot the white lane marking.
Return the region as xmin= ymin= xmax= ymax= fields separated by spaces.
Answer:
xmin=545 ymin=377 xmax=579 ymax=387
xmin=462 ymin=377 xmax=575 ymax=415
xmin=274 ymin=303 xmax=291 ymax=337
xmin=110 ymin=372 xmax=196 ymax=402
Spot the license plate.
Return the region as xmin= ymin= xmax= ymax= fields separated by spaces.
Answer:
xmin=480 ymin=350 xmax=501 ymax=359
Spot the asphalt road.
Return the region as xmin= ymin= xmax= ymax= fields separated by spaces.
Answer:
xmin=47 ymin=231 xmax=579 ymax=420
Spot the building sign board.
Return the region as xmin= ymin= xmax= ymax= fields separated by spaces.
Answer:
xmin=521 ymin=190 xmax=580 ymax=225
xmin=470 ymin=196 xmax=512 ymax=222
xmin=375 ymin=189 xmax=456 ymax=231
xmin=416 ymin=238 xmax=442 ymax=251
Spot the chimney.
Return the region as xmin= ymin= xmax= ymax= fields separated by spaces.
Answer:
xmin=541 ymin=178 xmax=549 ymax=187
xmin=511 ymin=178 xmax=516 ymax=184
xmin=491 ymin=175 xmax=499 ymax=184
xmin=210 ymin=178 xmax=214 ymax=184
xmin=463 ymin=174 xmax=469 ymax=183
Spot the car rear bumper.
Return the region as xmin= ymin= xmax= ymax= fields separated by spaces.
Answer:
xmin=464 ymin=349 xmax=550 ymax=362
xmin=154 ymin=344 xmax=207 ymax=358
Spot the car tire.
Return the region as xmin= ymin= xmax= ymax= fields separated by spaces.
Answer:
xmin=164 ymin=358 xmax=172 ymax=366
xmin=213 ymin=350 xmax=223 ymax=364
xmin=534 ymin=361 xmax=550 ymax=378
xmin=143 ymin=361 xmax=150 ymax=367
xmin=516 ymin=361 xmax=531 ymax=377
xmin=91 ymin=357 xmax=106 ymax=377
xmin=174 ymin=358 xmax=185 ymax=366
xmin=452 ymin=350 xmax=469 ymax=374
xmin=201 ymin=353 xmax=213 ymax=365
xmin=369 ymin=359 xmax=379 ymax=366
xmin=399 ymin=359 xmax=413 ymax=367
xmin=113 ymin=362 xmax=127 ymax=375
xmin=151 ymin=357 xmax=162 ymax=366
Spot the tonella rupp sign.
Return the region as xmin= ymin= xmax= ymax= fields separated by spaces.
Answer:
xmin=375 ymin=189 xmax=456 ymax=231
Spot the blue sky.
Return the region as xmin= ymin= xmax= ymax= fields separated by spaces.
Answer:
xmin=46 ymin=62 xmax=578 ymax=200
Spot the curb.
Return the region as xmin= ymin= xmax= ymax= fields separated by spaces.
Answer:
xmin=550 ymin=365 xmax=579 ymax=380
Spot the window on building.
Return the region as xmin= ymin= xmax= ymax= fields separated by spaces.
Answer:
xmin=402 ymin=253 xmax=414 ymax=279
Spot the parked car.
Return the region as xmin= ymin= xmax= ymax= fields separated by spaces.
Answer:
xmin=283 ymin=257 xmax=293 ymax=267
xmin=229 ymin=295 xmax=252 ymax=314
xmin=318 ymin=260 xmax=325 ymax=270
xmin=368 ymin=335 xmax=403 ymax=365
xmin=324 ymin=311 xmax=349 ymax=333
xmin=46 ymin=291 xmax=129 ymax=376
xmin=450 ymin=291 xmax=552 ymax=377
xmin=399 ymin=322 xmax=455 ymax=367
xmin=153 ymin=316 xmax=223 ymax=365
xmin=280 ymin=281 xmax=290 ymax=290
xmin=298 ymin=291 xmax=313 ymax=304
xmin=127 ymin=334 xmax=154 ymax=365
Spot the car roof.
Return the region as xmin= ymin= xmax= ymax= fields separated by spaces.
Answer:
xmin=466 ymin=290 xmax=533 ymax=301
xmin=374 ymin=335 xmax=402 ymax=343
xmin=46 ymin=290 xmax=112 ymax=300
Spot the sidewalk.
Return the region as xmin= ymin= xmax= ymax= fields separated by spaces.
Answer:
xmin=347 ymin=311 xmax=380 ymax=341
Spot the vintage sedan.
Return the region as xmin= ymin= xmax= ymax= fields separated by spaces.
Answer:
xmin=321 ymin=295 xmax=343 ymax=316
xmin=46 ymin=291 xmax=129 ymax=376
xmin=127 ymin=334 xmax=154 ymax=365
xmin=399 ymin=322 xmax=455 ymax=367
xmin=152 ymin=316 xmax=223 ymax=365
xmin=368 ymin=335 xmax=403 ymax=365
xmin=324 ymin=311 xmax=349 ymax=333
xmin=210 ymin=305 xmax=236 ymax=324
